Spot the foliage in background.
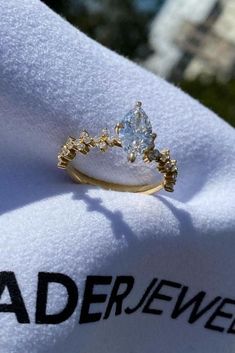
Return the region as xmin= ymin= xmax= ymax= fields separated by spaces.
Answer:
xmin=180 ymin=78 xmax=235 ymax=127
xmin=42 ymin=0 xmax=163 ymax=60
xmin=41 ymin=0 xmax=234 ymax=127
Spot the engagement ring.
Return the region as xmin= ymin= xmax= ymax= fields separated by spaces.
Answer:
xmin=57 ymin=102 xmax=178 ymax=194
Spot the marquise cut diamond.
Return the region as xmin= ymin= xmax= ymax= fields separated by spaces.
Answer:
xmin=118 ymin=106 xmax=153 ymax=156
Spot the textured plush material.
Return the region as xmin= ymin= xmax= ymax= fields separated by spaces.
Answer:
xmin=0 ymin=1 xmax=235 ymax=353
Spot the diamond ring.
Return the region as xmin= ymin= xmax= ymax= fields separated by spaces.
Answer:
xmin=57 ymin=102 xmax=178 ymax=194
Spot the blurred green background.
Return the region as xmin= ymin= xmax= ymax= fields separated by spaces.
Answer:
xmin=42 ymin=0 xmax=235 ymax=127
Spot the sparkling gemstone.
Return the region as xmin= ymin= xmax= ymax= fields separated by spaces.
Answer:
xmin=83 ymin=137 xmax=91 ymax=144
xmin=107 ymin=135 xmax=119 ymax=145
xmin=66 ymin=138 xmax=75 ymax=149
xmin=171 ymin=165 xmax=178 ymax=173
xmin=118 ymin=107 xmax=153 ymax=156
xmin=99 ymin=141 xmax=108 ymax=151
xmin=148 ymin=148 xmax=160 ymax=161
xmin=80 ymin=131 xmax=89 ymax=138
xmin=61 ymin=146 xmax=70 ymax=156
xmin=160 ymin=150 xmax=170 ymax=162
xmin=80 ymin=131 xmax=91 ymax=144
xmin=74 ymin=140 xmax=85 ymax=150
xmin=164 ymin=161 xmax=173 ymax=172
xmin=102 ymin=128 xmax=109 ymax=137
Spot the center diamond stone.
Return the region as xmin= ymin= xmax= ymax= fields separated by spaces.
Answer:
xmin=118 ymin=104 xmax=153 ymax=157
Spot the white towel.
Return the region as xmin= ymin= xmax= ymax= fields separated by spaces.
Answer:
xmin=0 ymin=1 xmax=235 ymax=353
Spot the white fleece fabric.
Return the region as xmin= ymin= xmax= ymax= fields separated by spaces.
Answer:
xmin=0 ymin=1 xmax=235 ymax=353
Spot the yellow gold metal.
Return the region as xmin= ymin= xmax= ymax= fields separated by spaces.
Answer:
xmin=57 ymin=101 xmax=178 ymax=194
xmin=57 ymin=130 xmax=178 ymax=195
xmin=115 ymin=123 xmax=124 ymax=135
xmin=67 ymin=164 xmax=164 ymax=195
xmin=128 ymin=152 xmax=136 ymax=163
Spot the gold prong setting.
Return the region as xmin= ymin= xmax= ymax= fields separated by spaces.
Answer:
xmin=57 ymin=102 xmax=178 ymax=193
xmin=115 ymin=123 xmax=124 ymax=135
xmin=57 ymin=129 xmax=122 ymax=168
xmin=128 ymin=152 xmax=136 ymax=163
xmin=158 ymin=150 xmax=178 ymax=192
xmin=143 ymin=148 xmax=160 ymax=163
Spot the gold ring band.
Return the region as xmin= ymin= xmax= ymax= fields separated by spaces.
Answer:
xmin=67 ymin=164 xmax=164 ymax=195
xmin=57 ymin=102 xmax=178 ymax=194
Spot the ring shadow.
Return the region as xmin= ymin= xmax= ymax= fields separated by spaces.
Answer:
xmin=72 ymin=186 xmax=137 ymax=245
xmin=71 ymin=185 xmax=195 ymax=245
xmin=0 ymin=153 xmax=195 ymax=243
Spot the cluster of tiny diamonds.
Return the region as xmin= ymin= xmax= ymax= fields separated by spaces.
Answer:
xmin=57 ymin=129 xmax=121 ymax=169
xmin=58 ymin=126 xmax=178 ymax=193
xmin=144 ymin=148 xmax=178 ymax=192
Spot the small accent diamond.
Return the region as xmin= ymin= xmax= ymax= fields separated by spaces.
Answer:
xmin=99 ymin=141 xmax=108 ymax=151
xmin=148 ymin=148 xmax=160 ymax=161
xmin=66 ymin=138 xmax=74 ymax=149
xmin=74 ymin=140 xmax=85 ymax=151
xmin=80 ymin=131 xmax=91 ymax=144
xmin=102 ymin=128 xmax=109 ymax=137
xmin=61 ymin=145 xmax=70 ymax=156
